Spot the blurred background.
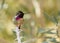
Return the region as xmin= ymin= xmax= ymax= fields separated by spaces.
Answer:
xmin=0 ymin=0 xmax=60 ymax=43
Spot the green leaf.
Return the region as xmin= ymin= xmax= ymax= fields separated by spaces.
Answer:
xmin=51 ymin=16 xmax=58 ymax=25
xmin=46 ymin=31 xmax=56 ymax=34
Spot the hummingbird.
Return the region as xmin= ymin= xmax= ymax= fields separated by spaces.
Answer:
xmin=15 ymin=11 xmax=24 ymax=29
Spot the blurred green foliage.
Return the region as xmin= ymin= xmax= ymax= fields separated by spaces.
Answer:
xmin=0 ymin=0 xmax=60 ymax=43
